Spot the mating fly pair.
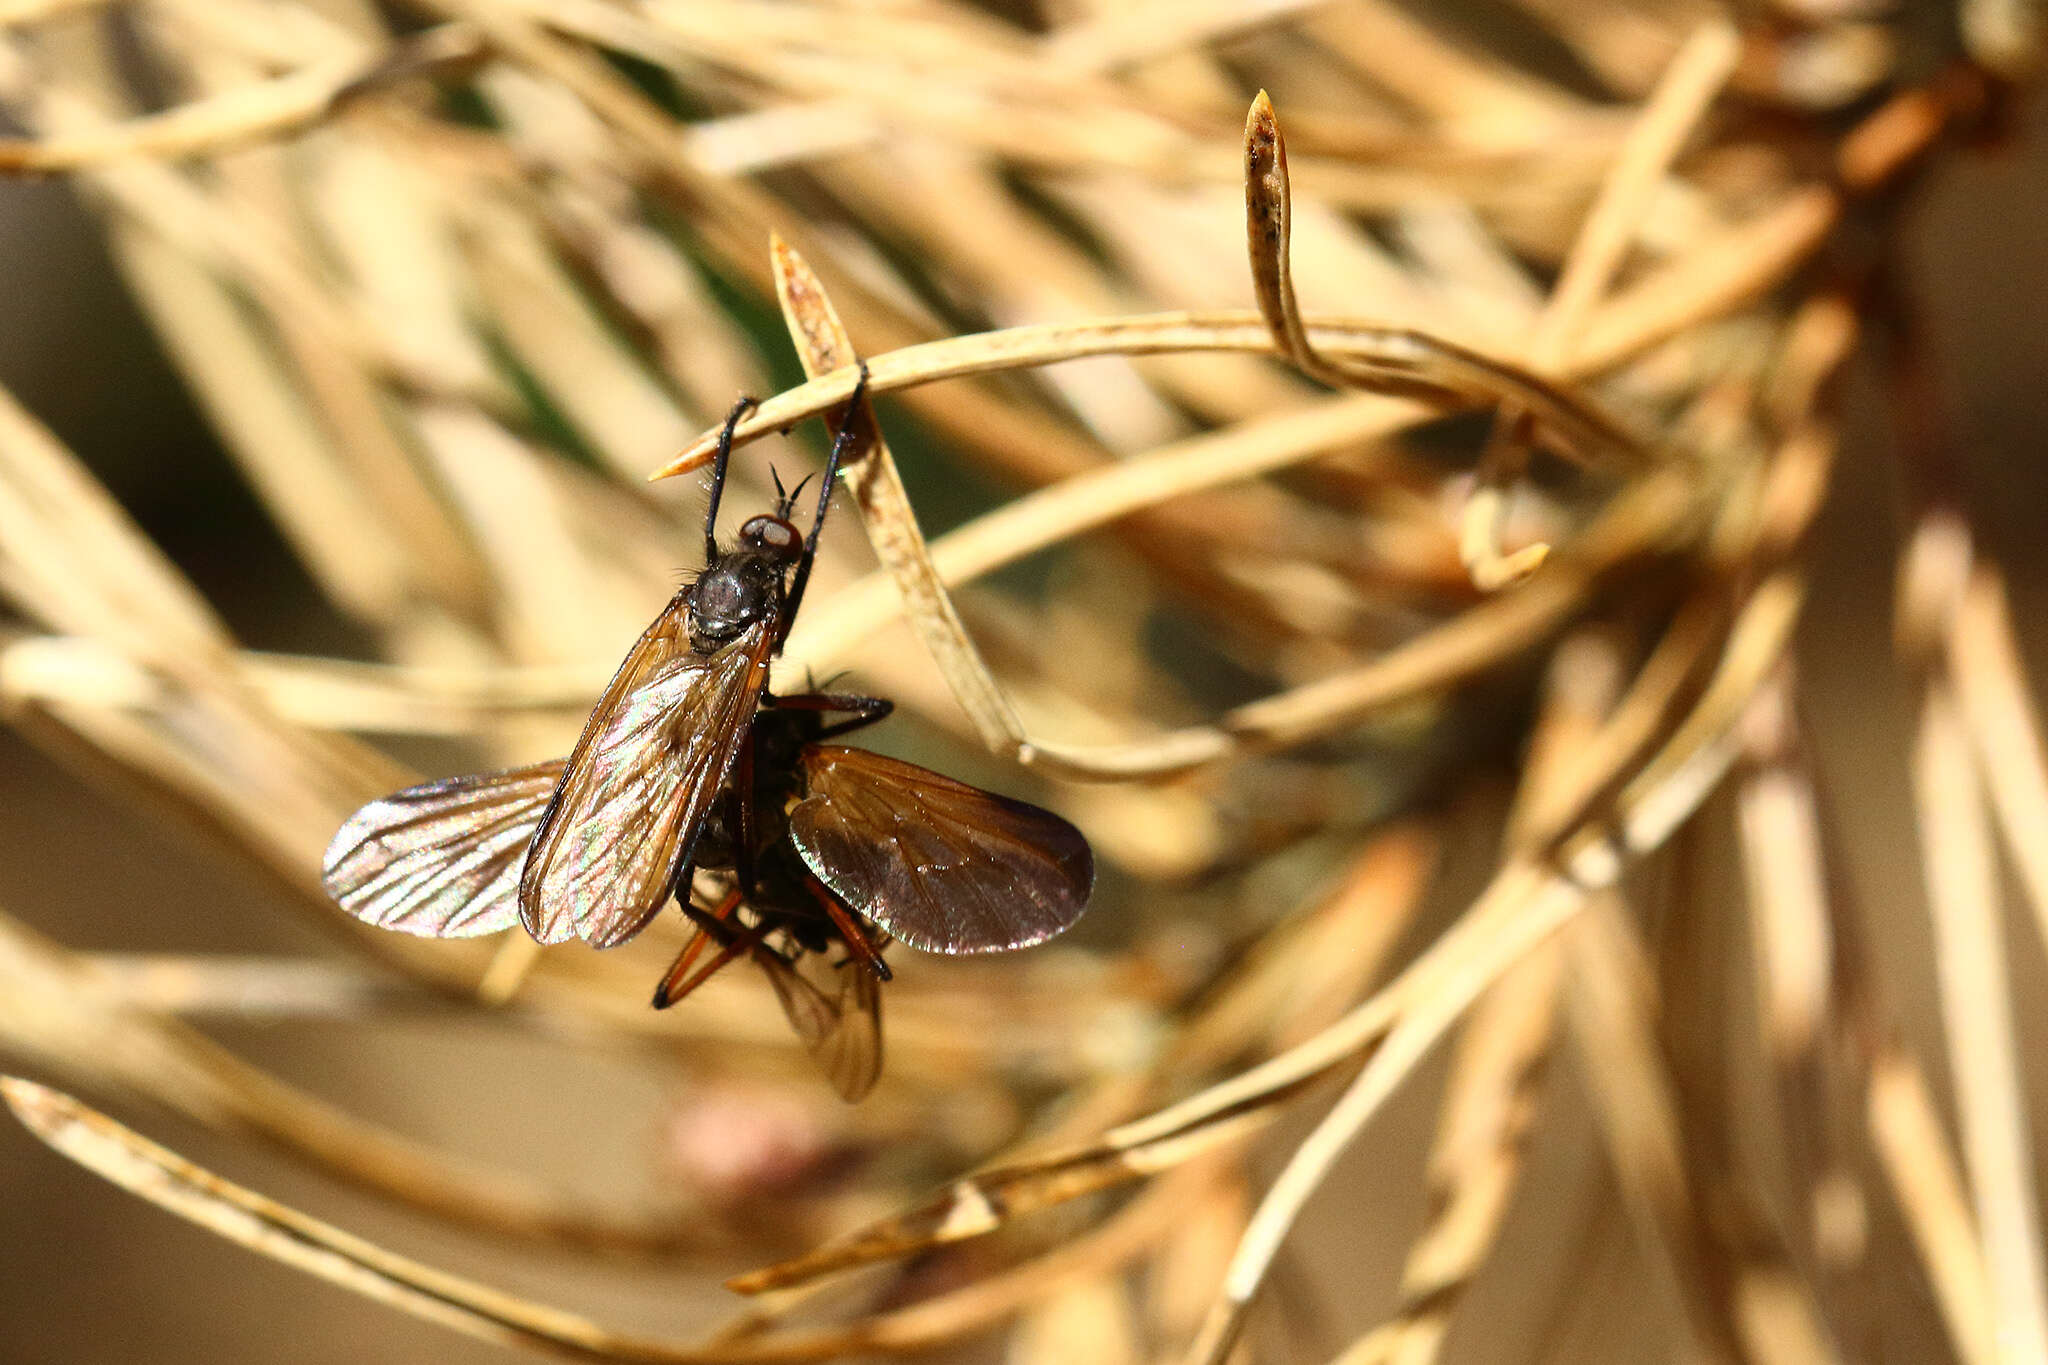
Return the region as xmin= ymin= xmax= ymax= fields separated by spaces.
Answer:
xmin=323 ymin=375 xmax=1093 ymax=1100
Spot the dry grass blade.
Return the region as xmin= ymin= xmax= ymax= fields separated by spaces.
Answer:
xmin=785 ymin=465 xmax=1700 ymax=783
xmin=1341 ymin=942 xmax=1562 ymax=1365
xmin=1182 ymin=864 xmax=1586 ymax=1365
xmin=767 ymin=234 xmax=1026 ymax=756
xmin=1336 ymin=631 xmax=1613 ymax=1365
xmin=1241 ymin=88 xmax=1637 ymax=480
xmin=1868 ymin=1048 xmax=1999 ymax=1365
xmin=0 ymin=1076 xmax=641 ymax=1362
xmin=1242 ymin=90 xmax=1344 ymax=392
xmin=1524 ymin=22 xmax=1740 ymax=366
xmin=1463 ymin=21 xmax=1737 ymax=589
xmin=1727 ymin=663 xmax=1888 ymax=1360
xmin=751 ymin=214 xmax=1664 ymax=782
xmin=1181 ymin=561 xmax=1809 ymax=1363
xmin=77 ymin=953 xmax=433 ymax=1021
xmin=1948 ymin=565 xmax=2048 ymax=962
xmin=429 ymin=0 xmax=1107 ymax=495
xmin=1912 ymin=679 xmax=2048 ymax=1360
xmin=2 ymin=1075 xmax=1214 ymax=1362
xmin=651 ymin=313 xmax=1645 ymax=484
xmin=1167 ymin=824 xmax=1439 ymax=1074
xmin=0 ymin=376 xmax=230 ymax=665
xmin=1563 ymin=894 xmax=1739 ymax=1361
xmin=1241 ymin=72 xmax=1689 ymax=599
xmin=1735 ymin=673 xmax=1835 ymax=1064
xmin=1150 ymin=573 xmax=1798 ymax=1176
xmin=0 ymin=26 xmax=483 ymax=171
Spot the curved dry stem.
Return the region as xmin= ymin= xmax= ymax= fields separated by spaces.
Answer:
xmin=1242 ymin=88 xmax=1636 ymax=491
xmin=1016 ymin=467 xmax=1697 ymax=780
xmin=3 ymin=1076 xmax=1214 ymax=1363
xmin=651 ymin=312 xmax=1641 ymax=482
xmin=728 ymin=273 xmax=1678 ymax=782
xmin=1243 ymin=90 xmax=1343 ymax=392
xmin=0 ymin=634 xmax=607 ymax=735
xmin=1461 ymin=22 xmax=1737 ymax=589
xmin=648 ymin=73 xmax=1976 ymax=495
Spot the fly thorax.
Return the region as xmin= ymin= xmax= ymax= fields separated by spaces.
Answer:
xmin=687 ymin=562 xmax=777 ymax=651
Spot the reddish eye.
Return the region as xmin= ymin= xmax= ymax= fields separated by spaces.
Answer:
xmin=743 ymin=516 xmax=799 ymax=553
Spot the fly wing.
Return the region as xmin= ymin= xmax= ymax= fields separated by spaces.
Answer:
xmin=520 ymin=607 xmax=773 ymax=948
xmin=757 ymin=948 xmax=884 ymax=1102
xmin=788 ymin=747 xmax=1094 ymax=955
xmin=323 ymin=761 xmax=563 ymax=938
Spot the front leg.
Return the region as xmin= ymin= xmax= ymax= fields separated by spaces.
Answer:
xmin=765 ymin=690 xmax=893 ymax=740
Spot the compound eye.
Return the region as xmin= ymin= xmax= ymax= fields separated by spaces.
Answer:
xmin=741 ymin=515 xmax=801 ymax=559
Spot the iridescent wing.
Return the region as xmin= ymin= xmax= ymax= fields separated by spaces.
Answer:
xmin=788 ymin=746 xmax=1094 ymax=955
xmin=322 ymin=760 xmax=564 ymax=938
xmin=757 ymin=946 xmax=884 ymax=1102
xmin=520 ymin=605 xmax=774 ymax=948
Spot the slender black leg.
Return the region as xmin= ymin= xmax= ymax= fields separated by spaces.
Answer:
xmin=779 ymin=361 xmax=871 ymax=647
xmin=665 ymin=855 xmax=697 ymax=910
xmin=766 ymin=690 xmax=893 ymax=739
xmin=704 ymin=395 xmax=758 ymax=562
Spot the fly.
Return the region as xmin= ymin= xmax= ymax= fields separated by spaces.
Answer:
xmin=322 ymin=370 xmax=1094 ymax=1099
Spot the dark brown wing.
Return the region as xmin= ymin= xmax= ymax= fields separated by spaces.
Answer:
xmin=788 ymin=746 xmax=1093 ymax=955
xmin=323 ymin=760 xmax=563 ymax=938
xmin=520 ymin=605 xmax=773 ymax=948
xmin=756 ymin=948 xmax=884 ymax=1102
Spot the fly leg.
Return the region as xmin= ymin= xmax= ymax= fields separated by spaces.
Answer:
xmin=804 ymin=875 xmax=892 ymax=983
xmin=779 ymin=361 xmax=871 ymax=648
xmin=702 ymin=394 xmax=759 ymax=561
xmin=652 ymin=885 xmax=747 ymax=1008
xmin=765 ymin=690 xmax=893 ymax=740
xmin=657 ymin=920 xmax=778 ymax=1008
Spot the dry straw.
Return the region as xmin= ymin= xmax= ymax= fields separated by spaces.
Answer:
xmin=0 ymin=2 xmax=2040 ymax=1362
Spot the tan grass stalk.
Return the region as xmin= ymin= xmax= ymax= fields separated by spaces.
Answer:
xmin=1913 ymin=675 xmax=2048 ymax=1360
xmin=1948 ymin=566 xmax=2048 ymax=961
xmin=3 ymin=1075 xmax=1225 ymax=1362
xmin=1462 ymin=21 xmax=1737 ymax=589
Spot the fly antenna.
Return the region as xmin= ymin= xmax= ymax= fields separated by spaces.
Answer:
xmin=771 ymin=466 xmax=817 ymax=521
xmin=782 ymin=471 xmax=816 ymax=518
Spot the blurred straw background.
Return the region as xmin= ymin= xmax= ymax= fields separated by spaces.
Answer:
xmin=0 ymin=0 xmax=2046 ymax=1361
